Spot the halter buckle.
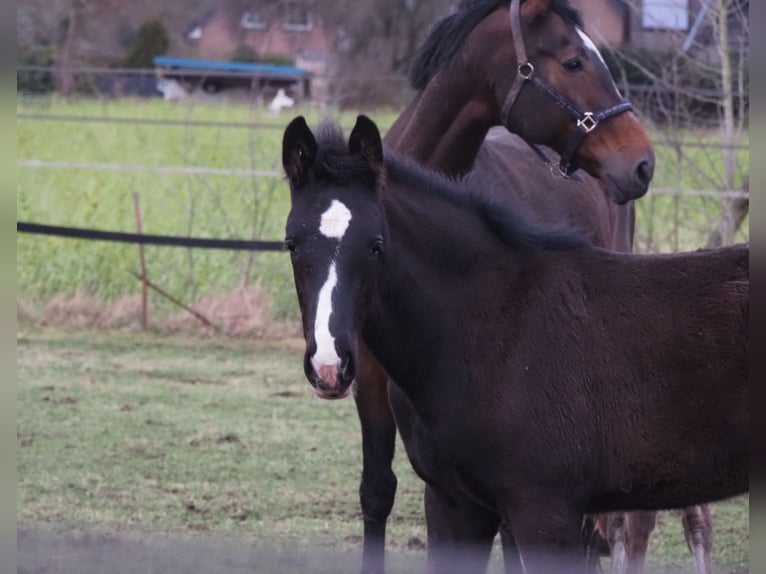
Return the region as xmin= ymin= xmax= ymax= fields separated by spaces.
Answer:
xmin=577 ymin=112 xmax=598 ymax=133
xmin=518 ymin=62 xmax=534 ymax=80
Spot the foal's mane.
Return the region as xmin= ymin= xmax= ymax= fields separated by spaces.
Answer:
xmin=409 ymin=0 xmax=583 ymax=90
xmin=310 ymin=123 xmax=585 ymax=252
xmin=309 ymin=121 xmax=380 ymax=188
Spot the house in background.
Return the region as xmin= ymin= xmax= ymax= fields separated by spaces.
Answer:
xmin=183 ymin=0 xmax=337 ymax=100
xmin=571 ymin=0 xmax=748 ymax=56
xmin=570 ymin=0 xmax=629 ymax=45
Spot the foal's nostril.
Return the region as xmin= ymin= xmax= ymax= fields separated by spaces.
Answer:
xmin=634 ymin=159 xmax=654 ymax=190
xmin=340 ymin=354 xmax=355 ymax=382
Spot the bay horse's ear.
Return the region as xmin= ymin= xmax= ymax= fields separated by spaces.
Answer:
xmin=348 ymin=115 xmax=383 ymax=169
xmin=282 ymin=115 xmax=317 ymax=187
xmin=519 ymin=0 xmax=551 ymax=24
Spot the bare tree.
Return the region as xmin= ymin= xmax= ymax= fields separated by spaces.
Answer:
xmin=705 ymin=0 xmax=749 ymax=247
xmin=612 ymin=1 xmax=748 ymax=250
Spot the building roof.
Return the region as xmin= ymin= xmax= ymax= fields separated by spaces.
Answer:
xmin=153 ymin=56 xmax=311 ymax=78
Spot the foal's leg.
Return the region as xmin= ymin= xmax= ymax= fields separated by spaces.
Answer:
xmin=353 ymin=345 xmax=398 ymax=574
xmin=425 ymin=485 xmax=500 ymax=574
xmin=681 ymin=505 xmax=713 ymax=574
xmin=505 ymin=496 xmax=586 ymax=574
xmin=500 ymin=526 xmax=524 ymax=574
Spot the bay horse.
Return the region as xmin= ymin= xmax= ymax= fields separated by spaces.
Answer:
xmin=343 ymin=0 xmax=704 ymax=572
xmin=281 ymin=115 xmax=749 ymax=574
xmin=355 ymin=1 xmax=659 ymax=572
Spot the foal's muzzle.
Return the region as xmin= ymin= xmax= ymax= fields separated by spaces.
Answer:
xmin=305 ymin=351 xmax=355 ymax=400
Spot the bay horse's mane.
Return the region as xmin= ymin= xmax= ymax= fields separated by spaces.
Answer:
xmin=409 ymin=0 xmax=583 ymax=90
xmin=311 ymin=121 xmax=585 ymax=251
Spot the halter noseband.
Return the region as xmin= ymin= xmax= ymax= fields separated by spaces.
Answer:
xmin=501 ymin=0 xmax=633 ymax=176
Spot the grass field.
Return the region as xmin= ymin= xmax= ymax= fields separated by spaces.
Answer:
xmin=17 ymin=97 xmax=748 ymax=326
xmin=17 ymin=328 xmax=749 ymax=573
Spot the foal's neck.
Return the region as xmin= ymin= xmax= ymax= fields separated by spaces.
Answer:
xmin=384 ymin=71 xmax=498 ymax=177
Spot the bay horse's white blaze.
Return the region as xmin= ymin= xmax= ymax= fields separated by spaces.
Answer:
xmin=576 ymin=28 xmax=623 ymax=99
xmin=576 ymin=28 xmax=607 ymax=67
xmin=312 ymin=199 xmax=353 ymax=379
xmin=320 ymin=199 xmax=352 ymax=239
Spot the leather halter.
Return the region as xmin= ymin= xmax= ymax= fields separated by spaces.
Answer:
xmin=500 ymin=0 xmax=633 ymax=176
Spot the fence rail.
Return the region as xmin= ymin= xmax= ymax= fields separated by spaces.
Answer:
xmin=17 ymin=222 xmax=285 ymax=251
xmin=17 ymin=68 xmax=749 ymax=326
xmin=15 ymin=160 xmax=750 ymax=200
xmin=18 ymin=159 xmax=283 ymax=178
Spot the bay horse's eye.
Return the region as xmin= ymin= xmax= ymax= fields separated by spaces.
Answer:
xmin=563 ymin=58 xmax=583 ymax=72
xmin=369 ymin=237 xmax=384 ymax=257
xmin=285 ymin=238 xmax=297 ymax=254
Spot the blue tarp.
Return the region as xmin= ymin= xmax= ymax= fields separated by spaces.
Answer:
xmin=153 ymin=56 xmax=310 ymax=77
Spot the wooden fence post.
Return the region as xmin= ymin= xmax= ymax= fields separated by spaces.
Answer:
xmin=133 ymin=193 xmax=148 ymax=329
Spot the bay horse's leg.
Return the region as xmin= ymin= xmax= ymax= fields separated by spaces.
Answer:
xmin=506 ymin=496 xmax=585 ymax=574
xmin=582 ymin=514 xmax=610 ymax=574
xmin=606 ymin=513 xmax=627 ymax=574
xmin=353 ymin=343 xmax=398 ymax=574
xmin=425 ymin=485 xmax=500 ymax=574
xmin=681 ymin=505 xmax=713 ymax=574
xmin=623 ymin=511 xmax=656 ymax=574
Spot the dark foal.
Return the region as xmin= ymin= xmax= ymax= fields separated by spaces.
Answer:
xmin=282 ymin=115 xmax=749 ymax=574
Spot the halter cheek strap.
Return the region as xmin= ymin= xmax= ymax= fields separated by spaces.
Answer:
xmin=501 ymin=0 xmax=633 ymax=176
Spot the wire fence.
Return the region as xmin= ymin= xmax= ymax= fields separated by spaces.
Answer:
xmin=16 ymin=66 xmax=749 ymax=329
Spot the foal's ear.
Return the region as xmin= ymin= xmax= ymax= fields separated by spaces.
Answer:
xmin=282 ymin=116 xmax=317 ymax=187
xmin=348 ymin=115 xmax=383 ymax=168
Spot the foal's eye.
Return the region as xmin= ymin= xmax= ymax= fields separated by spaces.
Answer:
xmin=563 ymin=58 xmax=583 ymax=72
xmin=369 ymin=237 xmax=384 ymax=257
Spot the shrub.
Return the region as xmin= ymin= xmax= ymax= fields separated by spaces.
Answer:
xmin=17 ymin=46 xmax=56 ymax=94
xmin=229 ymin=45 xmax=258 ymax=63
xmin=123 ymin=20 xmax=170 ymax=68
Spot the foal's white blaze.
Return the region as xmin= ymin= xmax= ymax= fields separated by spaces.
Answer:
xmin=311 ymin=199 xmax=353 ymax=380
xmin=312 ymin=261 xmax=341 ymax=373
xmin=320 ymin=199 xmax=352 ymax=239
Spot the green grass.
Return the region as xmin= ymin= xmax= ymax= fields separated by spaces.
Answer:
xmin=17 ymin=98 xmax=749 ymax=320
xmin=17 ymin=328 xmax=749 ymax=572
xmin=17 ymin=98 xmax=390 ymax=321
xmin=17 ymin=328 xmax=426 ymax=550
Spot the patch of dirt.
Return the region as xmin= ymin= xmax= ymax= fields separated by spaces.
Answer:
xmin=18 ymin=433 xmax=35 ymax=447
xmin=184 ymin=501 xmax=206 ymax=514
xmin=407 ymin=536 xmax=426 ymax=550
xmin=39 ymin=293 xmax=112 ymax=329
xmin=268 ymin=390 xmax=302 ymax=398
xmin=215 ymin=433 xmax=242 ymax=445
xmin=138 ymin=370 xmax=225 ymax=386
xmin=17 ymin=299 xmax=38 ymax=325
xmin=42 ymin=395 xmax=78 ymax=405
xmin=19 ymin=286 xmax=300 ymax=340
xmin=166 ymin=284 xmax=271 ymax=336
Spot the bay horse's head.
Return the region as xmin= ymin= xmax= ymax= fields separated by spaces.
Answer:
xmin=282 ymin=115 xmax=386 ymax=400
xmin=412 ymin=0 xmax=655 ymax=204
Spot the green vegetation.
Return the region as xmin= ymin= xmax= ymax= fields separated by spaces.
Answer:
xmin=17 ymin=98 xmax=748 ymax=323
xmin=17 ymin=329 xmax=749 ymax=571
xmin=17 ymin=99 xmax=395 ymax=323
xmin=123 ymin=20 xmax=170 ymax=68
